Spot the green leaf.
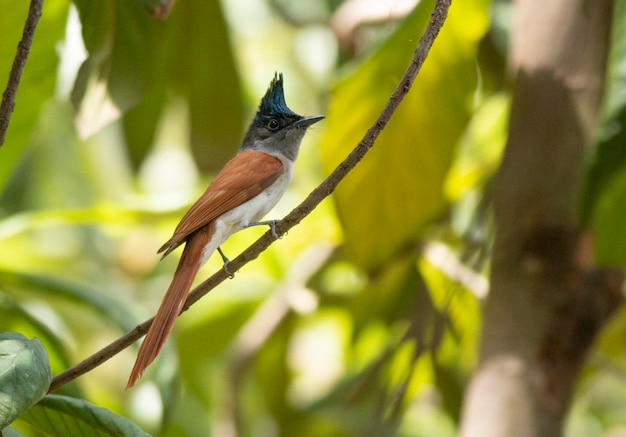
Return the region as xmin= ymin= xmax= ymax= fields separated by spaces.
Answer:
xmin=14 ymin=394 xmax=149 ymax=436
xmin=1 ymin=101 xmax=94 ymax=214
xmin=137 ymin=0 xmax=174 ymax=17
xmin=71 ymin=0 xmax=163 ymax=139
xmin=581 ymin=0 xmax=626 ymax=226
xmin=445 ymin=93 xmax=510 ymax=200
xmin=590 ymin=171 xmax=626 ymax=265
xmin=71 ymin=0 xmax=243 ymax=171
xmin=1 ymin=426 xmax=25 ymax=437
xmin=587 ymin=0 xmax=626 ymax=265
xmin=0 ymin=294 xmax=72 ymax=372
xmin=170 ymin=0 xmax=243 ymax=172
xmin=122 ymin=87 xmax=168 ymax=168
xmin=0 ymin=333 xmax=51 ymax=428
xmin=319 ymin=0 xmax=489 ymax=269
xmin=0 ymin=270 xmax=138 ymax=333
xmin=0 ymin=0 xmax=69 ymax=189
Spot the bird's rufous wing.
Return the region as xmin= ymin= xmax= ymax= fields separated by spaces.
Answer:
xmin=159 ymin=150 xmax=283 ymax=257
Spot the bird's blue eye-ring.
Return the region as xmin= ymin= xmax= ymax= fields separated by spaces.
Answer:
xmin=267 ymin=119 xmax=281 ymax=131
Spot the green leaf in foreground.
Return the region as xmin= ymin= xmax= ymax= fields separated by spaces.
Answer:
xmin=15 ymin=395 xmax=149 ymax=437
xmin=0 ymin=333 xmax=51 ymax=428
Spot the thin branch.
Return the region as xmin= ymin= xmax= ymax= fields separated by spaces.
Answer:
xmin=48 ymin=0 xmax=452 ymax=393
xmin=0 ymin=0 xmax=43 ymax=147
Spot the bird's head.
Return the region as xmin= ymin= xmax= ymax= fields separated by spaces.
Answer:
xmin=241 ymin=73 xmax=324 ymax=161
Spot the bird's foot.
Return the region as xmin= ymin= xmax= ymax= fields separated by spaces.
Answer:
xmin=247 ymin=220 xmax=281 ymax=239
xmin=217 ymin=247 xmax=235 ymax=279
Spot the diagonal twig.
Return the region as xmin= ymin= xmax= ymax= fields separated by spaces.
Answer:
xmin=48 ymin=0 xmax=452 ymax=393
xmin=0 ymin=0 xmax=43 ymax=147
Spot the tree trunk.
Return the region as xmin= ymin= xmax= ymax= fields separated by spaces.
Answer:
xmin=459 ymin=0 xmax=620 ymax=436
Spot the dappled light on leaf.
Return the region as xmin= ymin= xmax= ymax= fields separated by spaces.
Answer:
xmin=320 ymin=0 xmax=489 ymax=269
xmin=74 ymin=76 xmax=123 ymax=140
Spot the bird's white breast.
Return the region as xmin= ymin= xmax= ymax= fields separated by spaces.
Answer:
xmin=200 ymin=157 xmax=294 ymax=265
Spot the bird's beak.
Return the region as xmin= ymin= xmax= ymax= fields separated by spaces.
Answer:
xmin=294 ymin=115 xmax=325 ymax=128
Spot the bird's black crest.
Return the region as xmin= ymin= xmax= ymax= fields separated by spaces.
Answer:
xmin=258 ymin=73 xmax=297 ymax=117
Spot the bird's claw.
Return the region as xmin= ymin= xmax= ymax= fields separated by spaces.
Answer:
xmin=267 ymin=220 xmax=280 ymax=239
xmin=217 ymin=247 xmax=235 ymax=279
xmin=223 ymin=261 xmax=235 ymax=279
xmin=247 ymin=220 xmax=282 ymax=239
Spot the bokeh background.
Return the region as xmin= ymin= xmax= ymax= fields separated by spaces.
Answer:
xmin=1 ymin=0 xmax=626 ymax=436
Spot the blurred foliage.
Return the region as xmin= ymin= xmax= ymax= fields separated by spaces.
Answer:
xmin=320 ymin=0 xmax=488 ymax=269
xmin=0 ymin=0 xmax=69 ymax=189
xmin=0 ymin=0 xmax=624 ymax=436
xmin=71 ymin=0 xmax=243 ymax=171
xmin=583 ymin=0 xmax=626 ymax=265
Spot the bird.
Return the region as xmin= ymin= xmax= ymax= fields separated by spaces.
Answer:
xmin=126 ymin=73 xmax=324 ymax=389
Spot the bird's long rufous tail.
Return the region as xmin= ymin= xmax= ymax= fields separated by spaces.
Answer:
xmin=126 ymin=225 xmax=213 ymax=389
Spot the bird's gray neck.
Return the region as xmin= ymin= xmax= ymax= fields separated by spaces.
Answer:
xmin=241 ymin=139 xmax=300 ymax=162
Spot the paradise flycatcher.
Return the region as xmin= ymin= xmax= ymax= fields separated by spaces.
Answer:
xmin=127 ymin=73 xmax=323 ymax=388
